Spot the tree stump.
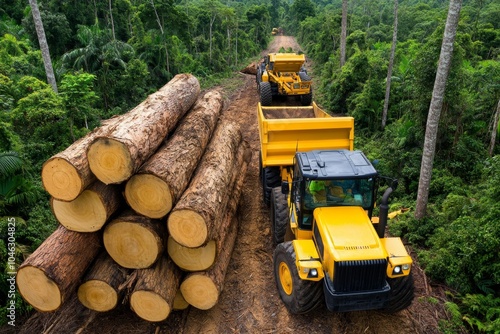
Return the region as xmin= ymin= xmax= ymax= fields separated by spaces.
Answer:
xmin=87 ymin=74 xmax=200 ymax=184
xmin=130 ymin=255 xmax=181 ymax=322
xmin=41 ymin=116 xmax=123 ymax=201
xmin=167 ymin=120 xmax=243 ymax=247
xmin=17 ymin=226 xmax=101 ymax=312
xmin=124 ymin=89 xmax=223 ymax=218
xmin=51 ymin=181 xmax=121 ymax=232
xmin=179 ymin=216 xmax=240 ymax=310
xmin=103 ymin=211 xmax=166 ymax=269
xmin=77 ymin=252 xmax=130 ymax=312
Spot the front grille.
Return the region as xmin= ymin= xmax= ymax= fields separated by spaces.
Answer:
xmin=333 ymin=259 xmax=387 ymax=292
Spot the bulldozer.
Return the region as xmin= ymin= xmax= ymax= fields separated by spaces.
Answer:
xmin=256 ymin=53 xmax=312 ymax=106
xmin=258 ymin=102 xmax=414 ymax=313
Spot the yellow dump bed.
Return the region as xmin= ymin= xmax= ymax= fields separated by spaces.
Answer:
xmin=268 ymin=53 xmax=306 ymax=73
xmin=258 ymin=102 xmax=354 ymax=167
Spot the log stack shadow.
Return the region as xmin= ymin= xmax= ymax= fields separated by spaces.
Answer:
xmin=18 ymin=73 xmax=251 ymax=332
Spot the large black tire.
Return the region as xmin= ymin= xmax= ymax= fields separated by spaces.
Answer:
xmin=273 ymin=242 xmax=323 ymax=314
xmin=382 ymin=274 xmax=415 ymax=313
xmin=270 ymin=187 xmax=289 ymax=245
xmin=259 ymin=81 xmax=272 ymax=106
xmin=261 ymin=166 xmax=280 ymax=207
xmin=300 ymin=91 xmax=312 ymax=106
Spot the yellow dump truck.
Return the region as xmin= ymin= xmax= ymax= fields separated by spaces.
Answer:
xmin=258 ymin=102 xmax=414 ymax=313
xmin=256 ymin=53 xmax=312 ymax=106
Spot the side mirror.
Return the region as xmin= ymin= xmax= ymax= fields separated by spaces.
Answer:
xmin=281 ymin=181 xmax=289 ymax=195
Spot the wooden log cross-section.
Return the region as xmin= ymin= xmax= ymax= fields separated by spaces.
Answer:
xmin=17 ymin=226 xmax=101 ymax=312
xmin=77 ymin=252 xmax=130 ymax=312
xmin=103 ymin=211 xmax=166 ymax=269
xmin=51 ymin=181 xmax=121 ymax=232
xmin=167 ymin=119 xmax=243 ymax=248
xmin=87 ymin=73 xmax=201 ymax=184
xmin=130 ymin=255 xmax=181 ymax=322
xmin=168 ymin=140 xmax=251 ymax=271
xmin=41 ymin=115 xmax=124 ymax=201
xmin=125 ymin=89 xmax=224 ymax=218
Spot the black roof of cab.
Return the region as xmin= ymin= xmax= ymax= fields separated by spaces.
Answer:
xmin=296 ymin=150 xmax=378 ymax=179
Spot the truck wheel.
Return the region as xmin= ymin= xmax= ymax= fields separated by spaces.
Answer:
xmin=261 ymin=166 xmax=280 ymax=207
xmin=273 ymin=242 xmax=323 ymax=314
xmin=382 ymin=274 xmax=415 ymax=313
xmin=260 ymin=82 xmax=272 ymax=106
xmin=270 ymin=187 xmax=289 ymax=245
xmin=300 ymin=92 xmax=312 ymax=106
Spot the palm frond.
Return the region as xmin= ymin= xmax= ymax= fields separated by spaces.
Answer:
xmin=0 ymin=151 xmax=22 ymax=177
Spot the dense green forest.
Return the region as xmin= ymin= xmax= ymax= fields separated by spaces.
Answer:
xmin=0 ymin=0 xmax=499 ymax=332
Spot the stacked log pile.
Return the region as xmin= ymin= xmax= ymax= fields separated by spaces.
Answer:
xmin=17 ymin=73 xmax=251 ymax=328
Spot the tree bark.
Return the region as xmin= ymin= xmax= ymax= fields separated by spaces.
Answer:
xmin=103 ymin=211 xmax=166 ymax=269
xmin=167 ymin=120 xmax=243 ymax=248
xmin=340 ymin=0 xmax=348 ymax=67
xmin=41 ymin=115 xmax=124 ymax=201
xmin=167 ymin=140 xmax=250 ymax=271
xmin=77 ymin=252 xmax=130 ymax=312
xmin=489 ymin=99 xmax=500 ymax=156
xmin=17 ymin=226 xmax=102 ymax=312
xmin=382 ymin=0 xmax=398 ymax=129
xmin=415 ymin=0 xmax=463 ymax=219
xmin=51 ymin=181 xmax=122 ymax=232
xmin=87 ymin=74 xmax=200 ymax=184
xmin=130 ymin=255 xmax=181 ymax=322
xmin=29 ymin=0 xmax=58 ymax=93
xmin=179 ymin=216 xmax=240 ymax=310
xmin=124 ymin=89 xmax=224 ymax=218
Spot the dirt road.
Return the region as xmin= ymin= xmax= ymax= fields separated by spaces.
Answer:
xmin=16 ymin=36 xmax=448 ymax=334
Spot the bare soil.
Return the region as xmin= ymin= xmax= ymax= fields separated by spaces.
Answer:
xmin=11 ymin=36 xmax=451 ymax=334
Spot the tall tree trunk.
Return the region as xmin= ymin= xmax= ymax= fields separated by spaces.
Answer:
xmin=340 ymin=0 xmax=348 ymax=67
xmin=381 ymin=0 xmax=398 ymax=130
xmin=108 ymin=0 xmax=116 ymax=40
xmin=29 ymin=0 xmax=58 ymax=93
xmin=489 ymin=99 xmax=500 ymax=156
xmin=415 ymin=0 xmax=463 ymax=220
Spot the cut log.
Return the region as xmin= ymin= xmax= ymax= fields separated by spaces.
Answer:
xmin=179 ymin=216 xmax=239 ymax=310
xmin=87 ymin=74 xmax=200 ymax=184
xmin=77 ymin=252 xmax=130 ymax=312
xmin=173 ymin=289 xmax=189 ymax=311
xmin=167 ymin=119 xmax=243 ymax=247
xmin=240 ymin=62 xmax=258 ymax=75
xmin=51 ymin=181 xmax=121 ymax=232
xmin=167 ymin=237 xmax=216 ymax=272
xmin=167 ymin=140 xmax=250 ymax=271
xmin=17 ymin=226 xmax=101 ymax=312
xmin=103 ymin=211 xmax=166 ymax=269
xmin=130 ymin=255 xmax=181 ymax=322
xmin=124 ymin=89 xmax=224 ymax=218
xmin=41 ymin=116 xmax=124 ymax=201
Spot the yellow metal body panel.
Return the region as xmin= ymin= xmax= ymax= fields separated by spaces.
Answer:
xmin=292 ymin=239 xmax=324 ymax=281
xmin=313 ymin=206 xmax=388 ymax=279
xmin=268 ymin=53 xmax=306 ymax=72
xmin=381 ymin=238 xmax=412 ymax=277
xmin=258 ymin=102 xmax=354 ymax=168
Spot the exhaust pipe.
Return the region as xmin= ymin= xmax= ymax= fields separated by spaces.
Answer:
xmin=376 ymin=180 xmax=398 ymax=238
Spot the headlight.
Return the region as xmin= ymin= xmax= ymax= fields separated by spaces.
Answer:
xmin=308 ymin=268 xmax=318 ymax=278
xmin=392 ymin=266 xmax=402 ymax=275
xmin=402 ymin=264 xmax=410 ymax=270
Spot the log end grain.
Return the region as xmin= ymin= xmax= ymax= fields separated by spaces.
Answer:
xmin=87 ymin=138 xmax=133 ymax=184
xmin=77 ymin=280 xmax=118 ymax=312
xmin=180 ymin=275 xmax=218 ymax=310
xmin=130 ymin=290 xmax=171 ymax=322
xmin=167 ymin=236 xmax=216 ymax=272
xmin=41 ymin=158 xmax=83 ymax=201
xmin=103 ymin=221 xmax=162 ymax=269
xmin=17 ymin=266 xmax=62 ymax=312
xmin=173 ymin=289 xmax=189 ymax=311
xmin=125 ymin=174 xmax=172 ymax=219
xmin=167 ymin=209 xmax=207 ymax=248
xmin=51 ymin=191 xmax=107 ymax=232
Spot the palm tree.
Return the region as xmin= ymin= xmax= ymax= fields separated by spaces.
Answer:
xmin=415 ymin=0 xmax=463 ymax=219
